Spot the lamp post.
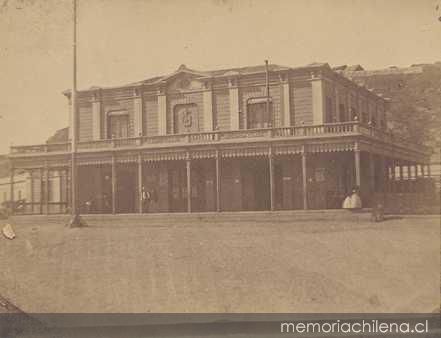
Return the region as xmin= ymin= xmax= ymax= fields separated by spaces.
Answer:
xmin=68 ymin=0 xmax=83 ymax=227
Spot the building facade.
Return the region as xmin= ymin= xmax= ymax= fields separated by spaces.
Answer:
xmin=8 ymin=63 xmax=432 ymax=214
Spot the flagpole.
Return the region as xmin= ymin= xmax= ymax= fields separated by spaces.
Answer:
xmin=69 ymin=0 xmax=82 ymax=227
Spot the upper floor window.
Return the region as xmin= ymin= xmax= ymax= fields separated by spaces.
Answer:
xmin=108 ymin=111 xmax=129 ymax=139
xmin=246 ymin=97 xmax=272 ymax=129
xmin=350 ymin=107 xmax=357 ymax=121
xmin=339 ymin=103 xmax=346 ymax=122
xmin=362 ymin=111 xmax=369 ymax=124
xmin=325 ymin=97 xmax=334 ymax=123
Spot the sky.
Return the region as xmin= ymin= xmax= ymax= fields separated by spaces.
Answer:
xmin=0 ymin=0 xmax=440 ymax=154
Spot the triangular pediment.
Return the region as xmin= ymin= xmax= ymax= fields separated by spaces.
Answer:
xmin=155 ymin=64 xmax=209 ymax=91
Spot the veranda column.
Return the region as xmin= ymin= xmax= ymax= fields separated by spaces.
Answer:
xmin=369 ymin=152 xmax=375 ymax=194
xmin=186 ymin=156 xmax=192 ymax=213
xmin=301 ymin=148 xmax=308 ymax=210
xmin=269 ymin=146 xmax=275 ymax=211
xmin=354 ymin=149 xmax=361 ymax=188
xmin=40 ymin=168 xmax=44 ymax=214
xmin=45 ymin=164 xmax=49 ymax=215
xmin=137 ymin=154 xmax=143 ymax=213
xmin=29 ymin=170 xmax=34 ymax=213
xmin=390 ymin=159 xmax=396 ymax=193
xmin=407 ymin=164 xmax=412 ymax=180
xmin=427 ymin=163 xmax=431 ymax=178
xmin=215 ymin=150 xmax=221 ymax=212
xmin=111 ymin=154 xmax=116 ymax=214
xmin=9 ymin=164 xmax=14 ymax=214
xmin=420 ymin=164 xmax=425 ymax=177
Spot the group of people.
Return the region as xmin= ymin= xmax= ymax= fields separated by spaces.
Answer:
xmin=342 ymin=188 xmax=362 ymax=210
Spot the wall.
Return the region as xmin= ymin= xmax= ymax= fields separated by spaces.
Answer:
xmin=0 ymin=172 xmax=29 ymax=204
xmin=73 ymin=68 xmax=387 ymax=141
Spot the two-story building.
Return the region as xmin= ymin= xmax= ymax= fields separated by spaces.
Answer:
xmin=8 ymin=63 xmax=432 ymax=214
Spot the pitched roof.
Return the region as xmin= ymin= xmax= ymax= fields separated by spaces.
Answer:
xmin=75 ymin=63 xmax=320 ymax=92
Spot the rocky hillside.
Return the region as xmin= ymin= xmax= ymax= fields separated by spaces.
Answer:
xmin=341 ymin=62 xmax=441 ymax=153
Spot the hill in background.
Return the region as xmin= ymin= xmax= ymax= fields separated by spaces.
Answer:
xmin=339 ymin=62 xmax=441 ymax=158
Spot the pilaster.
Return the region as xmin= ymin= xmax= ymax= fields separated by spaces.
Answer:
xmin=133 ymin=87 xmax=143 ymax=137
xmin=228 ymin=77 xmax=240 ymax=130
xmin=203 ymin=80 xmax=214 ymax=131
xmin=311 ymin=72 xmax=324 ymax=125
xmin=280 ymin=74 xmax=291 ymax=126
xmin=157 ymin=86 xmax=167 ymax=135
xmin=91 ymin=90 xmax=102 ymax=140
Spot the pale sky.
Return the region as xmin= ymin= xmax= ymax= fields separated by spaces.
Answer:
xmin=0 ymin=0 xmax=440 ymax=154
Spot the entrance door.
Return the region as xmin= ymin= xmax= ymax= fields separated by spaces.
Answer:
xmin=169 ymin=164 xmax=187 ymax=212
xmin=116 ymin=168 xmax=136 ymax=213
xmin=242 ymin=159 xmax=270 ymax=210
xmin=254 ymin=160 xmax=270 ymax=210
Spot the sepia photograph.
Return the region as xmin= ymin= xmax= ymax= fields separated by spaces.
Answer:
xmin=0 ymin=0 xmax=440 ymax=336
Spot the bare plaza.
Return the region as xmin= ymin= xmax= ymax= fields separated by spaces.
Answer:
xmin=0 ymin=0 xmax=440 ymax=336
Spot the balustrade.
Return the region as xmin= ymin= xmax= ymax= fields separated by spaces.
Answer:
xmin=10 ymin=121 xmax=429 ymax=157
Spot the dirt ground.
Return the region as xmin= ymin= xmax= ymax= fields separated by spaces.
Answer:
xmin=0 ymin=215 xmax=439 ymax=313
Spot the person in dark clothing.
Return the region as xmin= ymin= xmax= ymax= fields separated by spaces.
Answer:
xmin=141 ymin=186 xmax=151 ymax=213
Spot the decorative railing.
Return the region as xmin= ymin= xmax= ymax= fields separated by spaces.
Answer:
xmin=10 ymin=122 xmax=430 ymax=156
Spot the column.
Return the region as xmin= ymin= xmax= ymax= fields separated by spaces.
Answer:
xmin=91 ymin=94 xmax=101 ymax=140
xmin=186 ymin=158 xmax=192 ymax=212
xmin=45 ymin=164 xmax=49 ymax=215
xmin=228 ymin=78 xmax=240 ymax=130
xmin=282 ymin=80 xmax=291 ymax=126
xmin=157 ymin=89 xmax=167 ymax=135
xmin=379 ymin=155 xmax=387 ymax=193
xmin=137 ymin=154 xmax=143 ymax=213
xmin=414 ymin=163 xmax=419 ymax=178
xmin=203 ymin=82 xmax=214 ymax=131
xmin=420 ymin=164 xmax=425 ymax=177
xmin=369 ymin=152 xmax=375 ymax=194
xmin=215 ymin=150 xmax=221 ymax=212
xmin=407 ymin=164 xmax=412 ymax=180
xmin=133 ymin=89 xmax=143 ymax=137
xmin=30 ymin=170 xmax=34 ymax=213
xmin=40 ymin=168 xmax=44 ymax=214
xmin=269 ymin=147 xmax=275 ymax=211
xmin=311 ymin=77 xmax=324 ymax=125
xmin=301 ymin=150 xmax=308 ymax=210
xmin=390 ymin=159 xmax=396 ymax=193
xmin=354 ymin=150 xmax=361 ymax=188
xmin=9 ymin=164 xmax=14 ymax=214
xmin=111 ymin=154 xmax=116 ymax=214
xmin=427 ymin=163 xmax=431 ymax=177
